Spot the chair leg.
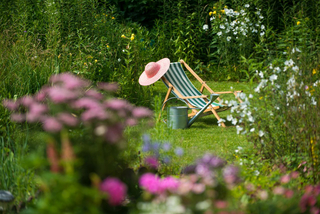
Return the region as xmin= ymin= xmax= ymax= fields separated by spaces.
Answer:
xmin=211 ymin=109 xmax=226 ymax=127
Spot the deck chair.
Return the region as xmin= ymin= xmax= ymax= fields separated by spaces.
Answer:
xmin=160 ymin=60 xmax=242 ymax=127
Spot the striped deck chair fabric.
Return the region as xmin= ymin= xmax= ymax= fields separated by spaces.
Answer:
xmin=162 ymin=62 xmax=229 ymax=112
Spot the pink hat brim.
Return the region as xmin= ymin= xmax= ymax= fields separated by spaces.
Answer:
xmin=139 ymin=58 xmax=170 ymax=86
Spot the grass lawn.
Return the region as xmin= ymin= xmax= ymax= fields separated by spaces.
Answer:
xmin=142 ymin=79 xmax=256 ymax=170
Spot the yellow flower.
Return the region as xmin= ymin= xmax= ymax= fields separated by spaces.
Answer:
xmin=312 ymin=68 xmax=316 ymax=75
xmin=106 ymin=15 xmax=108 ymax=17
xmin=121 ymin=34 xmax=126 ymax=38
xmin=224 ymin=5 xmax=228 ymax=8
xmin=259 ymin=97 xmax=263 ymax=100
xmin=106 ymin=44 xmax=110 ymax=48
xmin=130 ymin=34 xmax=135 ymax=41
xmin=84 ymin=62 xmax=87 ymax=66
xmin=112 ymin=17 xmax=115 ymax=19
xmin=213 ymin=11 xmax=216 ymax=15
xmin=95 ymin=59 xmax=98 ymax=63
xmin=297 ymin=21 xmax=301 ymax=25
xmin=221 ymin=10 xmax=225 ymax=13
xmin=213 ymin=6 xmax=216 ymax=9
xmin=58 ymin=54 xmax=61 ymax=59
xmin=209 ymin=12 xmax=213 ymax=16
xmin=87 ymin=55 xmax=93 ymax=59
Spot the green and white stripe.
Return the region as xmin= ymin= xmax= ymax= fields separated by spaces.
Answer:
xmin=162 ymin=62 xmax=229 ymax=111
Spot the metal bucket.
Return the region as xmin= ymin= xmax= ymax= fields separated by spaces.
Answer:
xmin=167 ymin=106 xmax=188 ymax=129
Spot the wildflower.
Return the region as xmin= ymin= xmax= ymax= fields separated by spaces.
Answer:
xmin=84 ymin=62 xmax=87 ymax=66
xmin=226 ymin=36 xmax=231 ymax=41
xmin=250 ymin=128 xmax=255 ymax=132
xmin=221 ymin=10 xmax=225 ymax=13
xmin=244 ymin=4 xmax=250 ymax=8
xmin=145 ymin=156 xmax=159 ymax=169
xmin=132 ymin=107 xmax=153 ymax=118
xmin=297 ymin=21 xmax=301 ymax=25
xmin=203 ymin=24 xmax=209 ymax=31
xmin=269 ymin=74 xmax=278 ymax=84
xmin=112 ymin=17 xmax=115 ymax=19
xmin=162 ymin=142 xmax=171 ymax=151
xmin=130 ymin=33 xmax=135 ymax=41
xmin=313 ymin=68 xmax=317 ymax=75
xmin=2 ymin=100 xmax=19 ymax=111
xmin=94 ymin=59 xmax=98 ymax=63
xmin=175 ymin=147 xmax=184 ymax=156
xmin=209 ymin=12 xmax=213 ymax=16
xmin=42 ymin=116 xmax=63 ymax=132
xmin=118 ymin=58 xmax=121 ymax=62
xmin=217 ymin=31 xmax=222 ymax=36
xmin=223 ymin=165 xmax=240 ymax=184
xmin=100 ymin=177 xmax=127 ymax=206
xmin=258 ymin=130 xmax=264 ymax=137
xmin=106 ymin=44 xmax=110 ymax=48
xmin=220 ymin=24 xmax=225 ymax=29
xmin=121 ymin=34 xmax=126 ymax=38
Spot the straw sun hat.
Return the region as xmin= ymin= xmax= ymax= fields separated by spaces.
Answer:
xmin=138 ymin=58 xmax=170 ymax=86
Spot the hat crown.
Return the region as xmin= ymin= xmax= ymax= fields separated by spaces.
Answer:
xmin=145 ymin=62 xmax=160 ymax=78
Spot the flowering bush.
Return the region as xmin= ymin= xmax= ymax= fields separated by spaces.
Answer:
xmin=205 ymin=2 xmax=265 ymax=80
xmin=226 ymin=49 xmax=320 ymax=182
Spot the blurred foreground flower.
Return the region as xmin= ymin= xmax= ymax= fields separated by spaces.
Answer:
xmin=100 ymin=177 xmax=127 ymax=206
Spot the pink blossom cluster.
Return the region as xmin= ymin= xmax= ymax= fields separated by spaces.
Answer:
xmin=139 ymin=173 xmax=179 ymax=194
xmin=3 ymin=73 xmax=153 ymax=143
xmin=100 ymin=177 xmax=127 ymax=206
xmin=299 ymin=185 xmax=320 ymax=213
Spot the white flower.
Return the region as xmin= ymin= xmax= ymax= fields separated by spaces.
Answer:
xmin=210 ymin=17 xmax=215 ymax=21
xmin=249 ymin=94 xmax=253 ymax=98
xmin=269 ymin=74 xmax=278 ymax=84
xmin=203 ymin=24 xmax=209 ymax=31
xmin=285 ymin=59 xmax=295 ymax=67
xmin=261 ymin=25 xmax=265 ymax=30
xmin=292 ymin=65 xmax=299 ymax=72
xmin=232 ymin=118 xmax=237 ymax=125
xmin=283 ymin=51 xmax=287 ymax=55
xmin=259 ymin=15 xmax=264 ymax=19
xmin=227 ymin=36 xmax=231 ymax=41
xmin=227 ymin=114 xmax=233 ymax=121
xmin=220 ymin=24 xmax=225 ymax=29
xmin=217 ymin=31 xmax=222 ymax=36
xmin=260 ymin=31 xmax=265 ymax=36
xmin=118 ymin=58 xmax=121 ymax=62
xmin=250 ymin=128 xmax=255 ymax=132
xmin=274 ymin=67 xmax=281 ymax=73
xmin=217 ymin=118 xmax=226 ymax=126
xmin=258 ymin=130 xmax=264 ymax=137
xmin=254 ymin=170 xmax=260 ymax=176
xmin=245 ymin=4 xmax=250 ymax=8
xmin=236 ymin=125 xmax=243 ymax=134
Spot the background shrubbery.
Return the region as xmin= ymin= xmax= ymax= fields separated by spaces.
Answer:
xmin=1 ymin=0 xmax=320 ymax=213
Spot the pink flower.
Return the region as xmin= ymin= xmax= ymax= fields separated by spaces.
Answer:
xmin=159 ymin=177 xmax=179 ymax=192
xmin=280 ymin=174 xmax=291 ymax=184
xmin=139 ymin=173 xmax=161 ymax=194
xmin=57 ymin=113 xmax=78 ymax=126
xmin=10 ymin=113 xmax=25 ymax=122
xmin=50 ymin=73 xmax=89 ymax=89
xmin=100 ymin=177 xmax=127 ymax=206
xmin=104 ymin=99 xmax=131 ymax=110
xmin=284 ymin=189 xmax=294 ymax=198
xmin=2 ymin=99 xmax=19 ymax=111
xmin=145 ymin=156 xmax=159 ymax=169
xmin=273 ymin=186 xmax=285 ymax=195
xmin=300 ymin=194 xmax=317 ymax=212
xmin=85 ymin=89 xmax=103 ymax=100
xmin=126 ymin=118 xmax=137 ymax=126
xmin=42 ymin=117 xmax=63 ymax=132
xmin=97 ymin=82 xmax=119 ymax=92
xmin=132 ymin=107 xmax=153 ymax=118
xmin=81 ymin=108 xmax=108 ymax=122
xmin=73 ymin=97 xmax=101 ymax=110
xmin=47 ymin=87 xmax=77 ymax=103
xmin=20 ymin=96 xmax=34 ymax=107
xmin=105 ymin=123 xmax=123 ymax=143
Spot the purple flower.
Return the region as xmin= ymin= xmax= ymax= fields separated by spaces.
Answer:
xmin=100 ymin=177 xmax=127 ymax=206
xmin=132 ymin=107 xmax=153 ymax=118
xmin=29 ymin=102 xmax=47 ymax=115
xmin=2 ymin=99 xmax=19 ymax=111
xmin=223 ymin=165 xmax=240 ymax=184
xmin=196 ymin=164 xmax=211 ymax=177
xmin=97 ymin=82 xmax=119 ymax=92
xmin=142 ymin=134 xmax=151 ymax=145
xmin=162 ymin=142 xmax=171 ymax=151
xmin=42 ymin=117 xmax=63 ymax=132
xmin=175 ymin=147 xmax=184 ymax=156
